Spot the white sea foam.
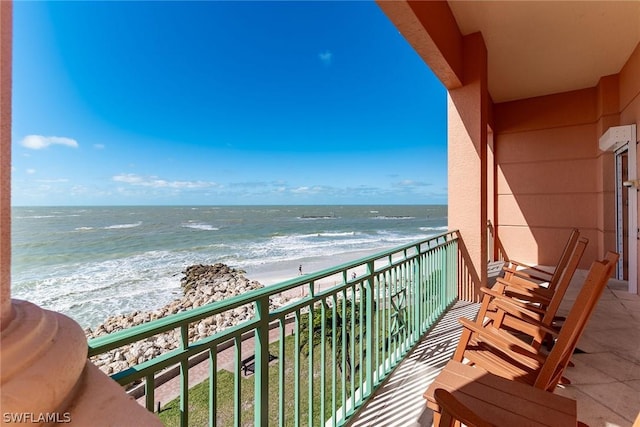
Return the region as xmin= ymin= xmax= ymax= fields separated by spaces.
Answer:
xmin=419 ymin=226 xmax=448 ymax=231
xmin=181 ymin=222 xmax=220 ymax=231
xmin=236 ymin=230 xmax=432 ymax=267
xmin=16 ymin=214 xmax=82 ymax=219
xmin=103 ymin=222 xmax=142 ymax=229
xmin=12 ymin=250 xmax=208 ymax=328
xmin=317 ymin=231 xmax=356 ymax=237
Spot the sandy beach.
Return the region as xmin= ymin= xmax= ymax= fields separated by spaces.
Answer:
xmin=243 ymin=247 xmax=384 ymax=287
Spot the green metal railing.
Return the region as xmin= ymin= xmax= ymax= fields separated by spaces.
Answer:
xmin=88 ymin=231 xmax=459 ymax=426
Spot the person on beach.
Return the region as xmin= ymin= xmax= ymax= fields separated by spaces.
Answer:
xmin=299 ymin=265 xmax=302 ymax=275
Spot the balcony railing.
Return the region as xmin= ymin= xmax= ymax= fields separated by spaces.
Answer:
xmin=88 ymin=231 xmax=459 ymax=426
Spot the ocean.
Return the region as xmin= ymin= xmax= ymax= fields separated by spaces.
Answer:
xmin=11 ymin=205 xmax=447 ymax=328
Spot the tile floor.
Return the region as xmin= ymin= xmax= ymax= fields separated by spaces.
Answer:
xmin=349 ymin=271 xmax=640 ymax=427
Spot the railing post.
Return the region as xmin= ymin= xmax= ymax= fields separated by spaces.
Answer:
xmin=413 ymin=243 xmax=421 ymax=337
xmin=254 ymin=296 xmax=270 ymax=426
xmin=364 ymin=260 xmax=375 ymax=396
xmin=451 ymin=237 xmax=459 ymax=301
xmin=180 ymin=324 xmax=189 ymax=427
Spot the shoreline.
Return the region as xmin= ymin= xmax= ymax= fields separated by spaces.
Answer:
xmin=242 ymin=247 xmax=386 ymax=286
xmin=75 ymin=244 xmax=419 ymax=330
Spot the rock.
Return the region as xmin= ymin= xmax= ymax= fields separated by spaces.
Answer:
xmin=87 ymin=263 xmax=290 ymax=375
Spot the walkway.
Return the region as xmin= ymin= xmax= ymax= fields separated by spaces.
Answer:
xmin=349 ymin=271 xmax=640 ymax=427
xmin=349 ymin=300 xmax=479 ymax=427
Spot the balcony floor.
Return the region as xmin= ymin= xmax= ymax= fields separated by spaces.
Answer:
xmin=350 ymin=271 xmax=640 ymax=427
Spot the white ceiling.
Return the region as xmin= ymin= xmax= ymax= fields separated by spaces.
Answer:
xmin=448 ymin=1 xmax=640 ymax=103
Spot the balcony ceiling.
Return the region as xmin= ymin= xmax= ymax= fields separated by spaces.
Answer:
xmin=447 ymin=1 xmax=640 ymax=103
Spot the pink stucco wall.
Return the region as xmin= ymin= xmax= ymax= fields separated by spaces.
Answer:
xmin=448 ymin=32 xmax=489 ymax=300
xmin=493 ymin=42 xmax=640 ymax=280
xmin=493 ymin=88 xmax=606 ymax=269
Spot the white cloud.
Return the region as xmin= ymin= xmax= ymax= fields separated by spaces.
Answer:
xmin=112 ymin=173 xmax=218 ymax=189
xmin=113 ymin=174 xmax=144 ymax=185
xmin=94 ymin=144 xmax=105 ymax=150
xmin=26 ymin=169 xmax=36 ymax=174
xmin=394 ymin=179 xmax=432 ymax=187
xmin=20 ymin=135 xmax=79 ymax=150
xmin=318 ymin=50 xmax=333 ymax=66
xmin=291 ymin=185 xmax=325 ymax=194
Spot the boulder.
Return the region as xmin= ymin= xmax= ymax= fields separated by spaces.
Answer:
xmin=87 ymin=263 xmax=290 ymax=375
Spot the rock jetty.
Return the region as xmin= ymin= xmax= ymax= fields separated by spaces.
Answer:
xmin=86 ymin=263 xmax=289 ymax=376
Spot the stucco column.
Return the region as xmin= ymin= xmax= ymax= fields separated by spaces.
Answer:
xmin=0 ymin=3 xmax=161 ymax=425
xmin=448 ymin=32 xmax=489 ymax=301
xmin=0 ymin=0 xmax=12 ymax=330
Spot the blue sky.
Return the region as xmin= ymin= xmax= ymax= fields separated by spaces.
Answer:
xmin=12 ymin=1 xmax=447 ymax=206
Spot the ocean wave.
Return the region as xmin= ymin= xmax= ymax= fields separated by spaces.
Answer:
xmin=239 ymin=230 xmax=434 ymax=266
xmin=298 ymin=215 xmax=338 ymax=220
xmin=373 ymin=215 xmax=416 ymax=220
xmin=419 ymin=226 xmax=448 ymax=231
xmin=317 ymin=231 xmax=356 ymax=237
xmin=103 ymin=222 xmax=142 ymax=229
xmin=15 ymin=213 xmax=83 ymax=219
xmin=11 ymin=250 xmax=201 ymax=328
xmin=12 ymin=206 xmax=448 ymax=328
xmin=181 ymin=222 xmax=220 ymax=231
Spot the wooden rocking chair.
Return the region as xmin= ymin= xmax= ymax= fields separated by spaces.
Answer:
xmin=451 ymin=253 xmax=617 ymax=392
xmin=425 ymin=254 xmax=616 ymax=426
xmin=475 ymin=237 xmax=589 ymax=351
xmin=433 ymin=383 xmax=585 ymax=427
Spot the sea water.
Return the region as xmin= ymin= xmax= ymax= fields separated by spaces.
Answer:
xmin=12 ymin=205 xmax=447 ymax=328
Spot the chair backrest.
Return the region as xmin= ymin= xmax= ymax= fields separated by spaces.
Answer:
xmin=547 ymin=228 xmax=581 ymax=292
xmin=501 ymin=228 xmax=580 ymax=292
xmin=534 ymin=252 xmax=618 ymax=391
xmin=433 ymin=388 xmax=495 ymax=427
xmin=530 ymin=237 xmax=588 ymax=347
xmin=480 ymin=236 xmax=588 ymax=345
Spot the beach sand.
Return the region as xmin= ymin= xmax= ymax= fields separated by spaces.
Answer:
xmin=243 ymin=248 xmax=384 ymax=287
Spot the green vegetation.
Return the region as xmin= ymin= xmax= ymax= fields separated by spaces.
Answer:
xmin=159 ymin=327 xmax=357 ymax=427
xmin=298 ymin=299 xmax=367 ymax=382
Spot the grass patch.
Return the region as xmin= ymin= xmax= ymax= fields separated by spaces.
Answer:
xmin=159 ymin=333 xmax=354 ymax=427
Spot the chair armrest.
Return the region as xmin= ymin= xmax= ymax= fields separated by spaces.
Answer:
xmin=458 ymin=318 xmax=547 ymax=366
xmin=481 ymin=287 xmax=548 ymax=314
xmin=498 ymin=274 xmax=553 ymax=293
xmin=433 ymin=388 xmax=495 ymax=427
xmin=492 ymin=299 xmax=558 ymax=338
xmin=496 ymin=276 xmax=544 ymax=292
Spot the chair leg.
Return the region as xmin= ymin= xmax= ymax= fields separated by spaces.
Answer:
xmin=432 ymin=410 xmax=443 ymax=427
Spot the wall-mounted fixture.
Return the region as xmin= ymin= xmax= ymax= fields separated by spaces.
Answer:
xmin=599 ymin=124 xmax=637 ymax=152
xmin=623 ymin=179 xmax=640 ymax=188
